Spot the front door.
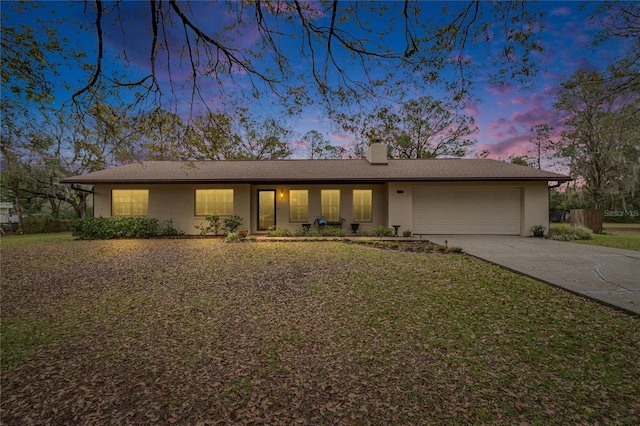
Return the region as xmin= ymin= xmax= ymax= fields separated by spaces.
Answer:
xmin=258 ymin=190 xmax=276 ymax=231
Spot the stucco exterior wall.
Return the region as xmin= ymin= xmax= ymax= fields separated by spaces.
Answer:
xmin=94 ymin=183 xmax=387 ymax=235
xmin=251 ymin=184 xmax=387 ymax=234
xmin=94 ymin=184 xmax=251 ymax=235
xmin=387 ymin=182 xmax=414 ymax=236
xmin=94 ymin=180 xmax=549 ymax=236
xmin=521 ymin=182 xmax=550 ymax=235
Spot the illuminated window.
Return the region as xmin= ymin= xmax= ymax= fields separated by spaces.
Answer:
xmin=321 ymin=189 xmax=340 ymax=222
xmin=195 ymin=189 xmax=234 ymax=216
xmin=289 ymin=190 xmax=308 ymax=222
xmin=353 ymin=190 xmax=372 ymax=222
xmin=112 ymin=190 xmax=149 ymax=216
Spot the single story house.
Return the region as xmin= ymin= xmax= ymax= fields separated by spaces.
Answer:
xmin=62 ymin=143 xmax=571 ymax=236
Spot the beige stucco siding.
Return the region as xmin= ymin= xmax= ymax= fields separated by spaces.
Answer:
xmin=387 ymin=182 xmax=414 ymax=237
xmin=93 ymin=181 xmax=549 ymax=236
xmin=94 ymin=183 xmax=387 ymax=235
xmin=251 ymin=184 xmax=387 ymax=234
xmin=94 ymin=184 xmax=251 ymax=235
xmin=521 ymin=182 xmax=550 ymax=235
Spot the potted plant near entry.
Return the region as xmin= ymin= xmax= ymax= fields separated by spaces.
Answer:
xmin=530 ymin=224 xmax=546 ymax=237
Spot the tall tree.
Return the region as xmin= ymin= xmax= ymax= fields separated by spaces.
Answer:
xmin=234 ymin=114 xmax=293 ymax=160
xmin=591 ymin=2 xmax=640 ymax=96
xmin=136 ymin=109 xmax=190 ymax=161
xmin=554 ymin=69 xmax=640 ymax=209
xmin=347 ymin=96 xmax=477 ymax=158
xmin=2 ymin=1 xmax=545 ymax=117
xmin=299 ymin=130 xmax=346 ymax=159
xmin=528 ymin=124 xmax=555 ymax=169
xmin=187 ymin=111 xmax=293 ymax=160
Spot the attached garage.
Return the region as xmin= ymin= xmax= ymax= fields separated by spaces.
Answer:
xmin=412 ymin=187 xmax=522 ymax=235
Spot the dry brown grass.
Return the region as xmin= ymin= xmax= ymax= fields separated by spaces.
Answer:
xmin=2 ymin=236 xmax=639 ymax=425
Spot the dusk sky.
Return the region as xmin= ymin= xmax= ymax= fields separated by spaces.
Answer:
xmin=2 ymin=1 xmax=634 ymax=167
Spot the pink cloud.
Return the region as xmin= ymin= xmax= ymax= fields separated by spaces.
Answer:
xmin=512 ymin=107 xmax=555 ymax=128
xmin=550 ymin=7 xmax=572 ymax=17
xmin=465 ymin=103 xmax=481 ymax=116
xmin=477 ymin=133 xmax=532 ymax=160
xmin=331 ymin=133 xmax=353 ymax=144
xmin=486 ymin=84 xmax=515 ymax=96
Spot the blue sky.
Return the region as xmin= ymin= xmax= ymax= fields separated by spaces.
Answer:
xmin=2 ymin=1 xmax=632 ymax=165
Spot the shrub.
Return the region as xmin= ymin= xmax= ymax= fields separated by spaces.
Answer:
xmin=267 ymin=226 xmax=291 ymax=237
xmin=70 ymin=217 xmax=160 ymax=240
xmin=402 ymin=230 xmax=412 ymax=237
xmin=223 ymin=215 xmax=243 ymax=235
xmin=160 ymin=219 xmax=183 ymax=236
xmin=194 ymin=215 xmax=221 ymax=236
xmin=530 ymin=224 xmax=546 ymax=237
xmin=546 ymin=225 xmax=593 ymax=241
xmin=319 ymin=226 xmax=346 ymax=237
xmin=373 ymin=225 xmax=394 ymax=237
xmin=225 ymin=232 xmax=244 ymax=242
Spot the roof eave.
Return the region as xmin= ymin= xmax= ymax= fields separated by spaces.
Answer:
xmin=61 ymin=176 xmax=572 ymax=184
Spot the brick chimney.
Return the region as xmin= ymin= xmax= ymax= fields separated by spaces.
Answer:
xmin=365 ymin=142 xmax=388 ymax=165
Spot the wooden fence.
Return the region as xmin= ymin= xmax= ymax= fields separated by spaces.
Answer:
xmin=570 ymin=209 xmax=603 ymax=233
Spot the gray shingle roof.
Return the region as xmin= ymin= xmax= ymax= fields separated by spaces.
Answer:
xmin=61 ymin=159 xmax=571 ymax=184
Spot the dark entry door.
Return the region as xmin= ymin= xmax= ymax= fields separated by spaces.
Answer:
xmin=258 ymin=190 xmax=276 ymax=231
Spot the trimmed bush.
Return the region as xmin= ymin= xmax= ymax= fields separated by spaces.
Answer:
xmin=373 ymin=225 xmax=395 ymax=237
xmin=224 ymin=232 xmax=244 ymax=242
xmin=319 ymin=226 xmax=346 ymax=237
xmin=546 ymin=225 xmax=593 ymax=241
xmin=267 ymin=226 xmax=291 ymax=237
xmin=70 ymin=217 xmax=161 ymax=240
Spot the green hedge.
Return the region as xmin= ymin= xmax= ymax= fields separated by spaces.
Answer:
xmin=69 ymin=217 xmax=162 ymax=240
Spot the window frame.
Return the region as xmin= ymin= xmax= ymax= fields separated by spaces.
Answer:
xmin=353 ymin=189 xmax=373 ymax=223
xmin=194 ymin=189 xmax=234 ymax=217
xmin=111 ymin=189 xmax=149 ymax=217
xmin=321 ymin=189 xmax=341 ymax=222
xmin=289 ymin=189 xmax=309 ymax=223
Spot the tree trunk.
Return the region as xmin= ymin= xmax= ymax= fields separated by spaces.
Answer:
xmin=12 ymin=187 xmax=24 ymax=233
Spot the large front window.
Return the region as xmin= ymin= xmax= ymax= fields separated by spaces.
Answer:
xmin=353 ymin=189 xmax=372 ymax=222
xmin=112 ymin=189 xmax=149 ymax=216
xmin=321 ymin=189 xmax=340 ymax=222
xmin=195 ymin=189 xmax=234 ymax=216
xmin=289 ymin=190 xmax=308 ymax=222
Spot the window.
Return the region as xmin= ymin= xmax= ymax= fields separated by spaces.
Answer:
xmin=195 ymin=189 xmax=234 ymax=216
xmin=112 ymin=190 xmax=149 ymax=216
xmin=289 ymin=190 xmax=308 ymax=222
xmin=321 ymin=189 xmax=340 ymax=222
xmin=353 ymin=190 xmax=372 ymax=222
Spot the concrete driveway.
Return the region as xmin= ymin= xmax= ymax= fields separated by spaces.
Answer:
xmin=426 ymin=235 xmax=640 ymax=315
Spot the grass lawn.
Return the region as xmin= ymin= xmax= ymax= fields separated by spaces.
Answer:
xmin=578 ymin=223 xmax=640 ymax=251
xmin=1 ymin=235 xmax=639 ymax=424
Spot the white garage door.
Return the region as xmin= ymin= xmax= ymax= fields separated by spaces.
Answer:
xmin=413 ymin=188 xmax=521 ymax=235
